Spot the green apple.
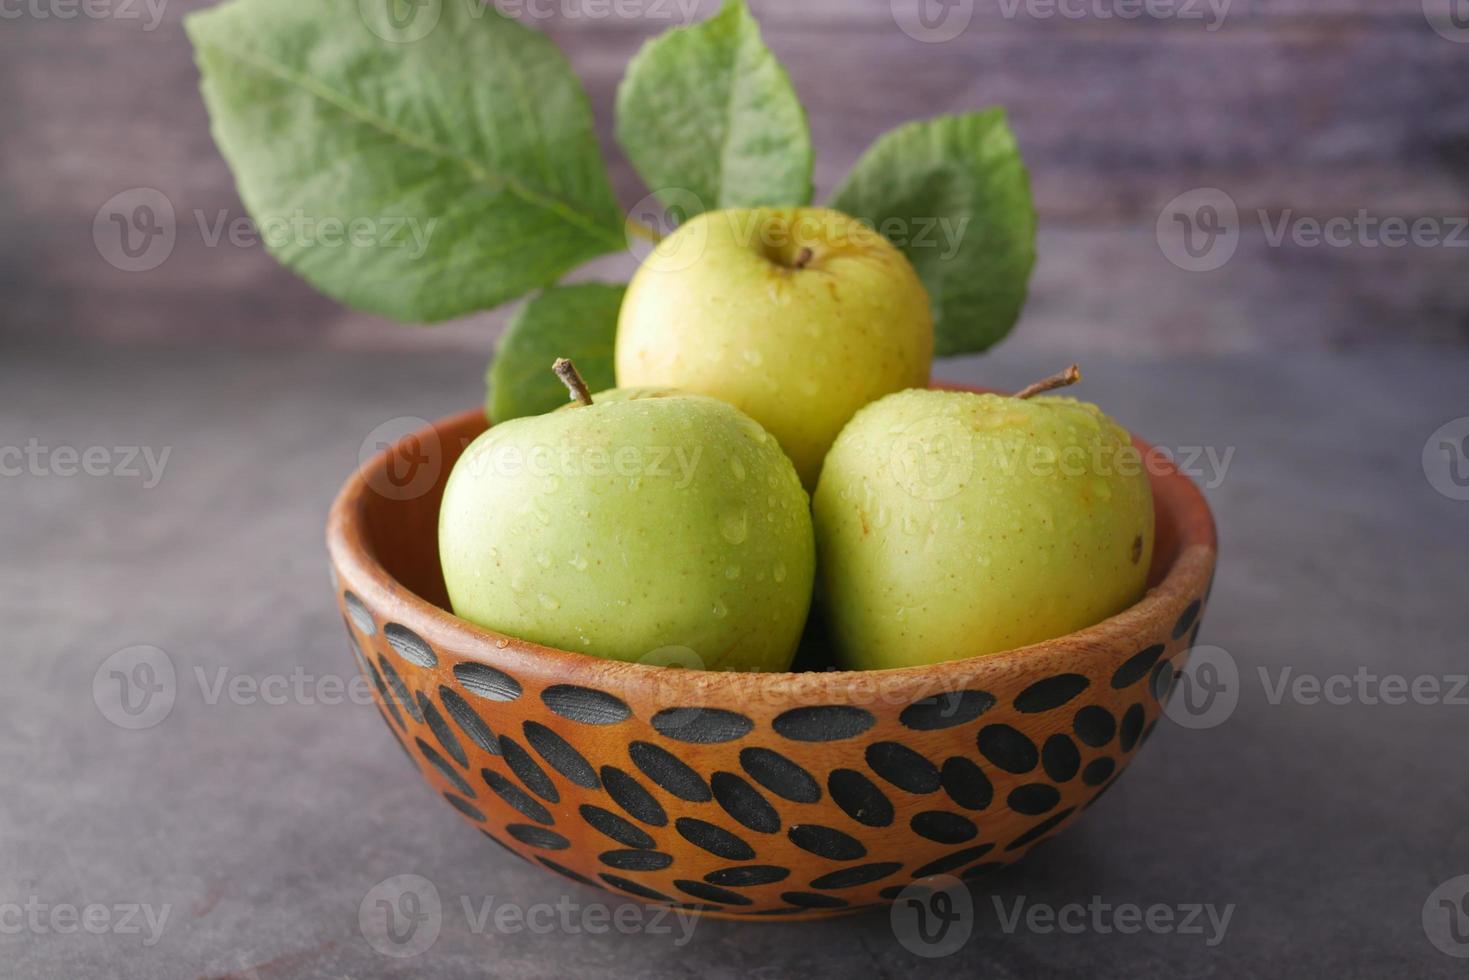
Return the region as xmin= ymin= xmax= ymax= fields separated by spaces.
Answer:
xmin=812 ymin=367 xmax=1155 ymax=669
xmin=439 ymin=361 xmax=814 ymax=672
xmin=616 ymin=207 xmax=933 ymax=488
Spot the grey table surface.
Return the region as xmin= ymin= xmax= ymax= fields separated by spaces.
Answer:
xmin=3 ymin=340 xmax=1467 ymax=979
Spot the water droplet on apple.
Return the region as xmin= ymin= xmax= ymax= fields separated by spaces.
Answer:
xmin=712 ymin=599 xmax=728 ymax=619
xmin=725 ymin=565 xmax=741 ymax=580
xmin=720 ymin=510 xmax=748 ymax=544
xmin=536 ymin=552 xmax=552 ymax=568
xmin=538 ymin=593 xmax=560 ymax=610
xmin=773 ymin=561 xmax=787 ymax=583
xmin=730 ymin=457 xmax=746 ymax=481
xmin=742 ymin=349 xmax=763 ymax=367
xmin=569 ymin=554 xmax=589 ymax=571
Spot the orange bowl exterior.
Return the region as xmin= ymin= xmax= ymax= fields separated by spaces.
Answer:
xmin=326 ymin=390 xmax=1217 ymax=920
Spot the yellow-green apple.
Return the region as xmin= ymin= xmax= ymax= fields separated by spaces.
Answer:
xmin=812 ymin=366 xmax=1155 ymax=668
xmin=440 ymin=361 xmax=814 ymax=671
xmin=616 ymin=207 xmax=933 ymax=488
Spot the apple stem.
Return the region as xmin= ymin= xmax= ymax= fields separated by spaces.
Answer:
xmin=1014 ymin=364 xmax=1082 ymax=400
xmin=553 ymin=358 xmax=594 ymax=407
xmin=793 ymin=247 xmax=814 ymax=270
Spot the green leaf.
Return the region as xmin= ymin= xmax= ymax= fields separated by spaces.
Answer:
xmin=486 ymin=283 xmax=626 ymax=423
xmin=830 ymin=110 xmax=1037 ymax=357
xmin=615 ymin=0 xmax=812 ymax=217
xmin=186 ymin=0 xmax=625 ymax=323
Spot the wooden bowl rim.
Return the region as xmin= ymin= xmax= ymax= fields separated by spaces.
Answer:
xmin=327 ymin=388 xmax=1218 ymax=703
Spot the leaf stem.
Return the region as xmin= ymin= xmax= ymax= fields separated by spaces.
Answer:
xmin=625 ymin=218 xmax=664 ymax=244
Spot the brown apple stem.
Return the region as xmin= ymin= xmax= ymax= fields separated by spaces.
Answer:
xmin=1014 ymin=364 xmax=1082 ymax=400
xmin=792 ymin=247 xmax=814 ymax=270
xmin=553 ymin=357 xmax=594 ymax=407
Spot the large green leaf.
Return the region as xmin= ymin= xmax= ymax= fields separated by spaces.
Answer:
xmin=486 ymin=283 xmax=625 ymax=423
xmin=830 ymin=110 xmax=1036 ymax=357
xmin=615 ymin=0 xmax=812 ymax=217
xmin=187 ymin=0 xmax=625 ymax=322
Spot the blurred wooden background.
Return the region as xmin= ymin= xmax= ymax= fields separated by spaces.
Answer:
xmin=2 ymin=0 xmax=1466 ymax=355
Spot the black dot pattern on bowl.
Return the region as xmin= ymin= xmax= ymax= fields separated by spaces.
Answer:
xmin=416 ymin=692 xmax=467 ymax=768
xmin=910 ymin=843 xmax=994 ymax=878
xmin=1082 ymin=757 xmax=1115 ymax=786
xmin=1041 ymin=735 xmax=1080 ymax=782
xmin=940 ymin=757 xmax=993 ymax=811
xmin=538 ymin=858 xmax=594 ymax=887
xmin=739 ymin=747 xmax=820 ymax=803
xmin=704 ymin=865 xmax=790 ymax=887
xmin=1119 ymin=704 xmax=1145 ymax=752
xmin=808 ymin=862 xmax=902 ymax=889
xmin=827 ymin=769 xmax=894 ymax=828
xmin=1007 ymin=783 xmax=1061 ymax=815
xmin=601 ymin=766 xmax=668 ymax=827
xmin=453 ymin=662 xmax=522 ymax=703
xmin=675 ymin=880 xmax=752 ymax=906
xmin=628 ymin=741 xmax=711 ymax=803
xmin=438 ymin=686 xmax=499 ymax=755
xmin=899 ymin=689 xmax=996 ymax=730
xmin=650 ymin=708 xmax=753 ymax=744
xmin=482 ymin=768 xmax=552 ymax=825
xmin=443 ymin=792 xmax=484 ymax=822
xmin=1013 ymin=674 xmax=1090 ymax=713
xmin=599 ymin=849 xmax=673 ymax=872
xmin=865 ymin=742 xmax=940 ymax=794
xmin=500 ymin=737 xmax=559 ymax=803
xmin=600 ymin=874 xmax=671 ymax=903
xmin=523 ymin=721 xmax=599 ymax=789
xmin=676 ymin=817 xmax=755 ymax=861
xmin=977 ymin=724 xmax=1038 ymax=773
xmin=343 ymin=591 xmax=375 ymax=635
xmin=772 ymin=706 xmax=875 ymax=742
xmin=416 ymin=738 xmax=473 ymax=797
xmin=1174 ymin=599 xmax=1202 ymax=639
xmin=1112 ymin=644 xmax=1165 ymax=689
xmin=910 ymin=811 xmax=977 ymax=844
xmin=781 ymin=892 xmax=849 ymax=909
xmin=710 ymin=772 xmax=781 ymax=834
xmin=365 ymin=659 xmax=403 ymax=729
xmin=1004 ymin=807 xmax=1075 ymax=851
xmin=579 ymin=804 xmax=655 ymax=849
xmin=1073 ymin=706 xmax=1116 ymax=747
xmin=383 ymin=622 xmax=437 ymax=668
xmin=507 ymin=824 xmax=570 ymax=850
xmin=378 ymin=656 xmax=422 ymax=722
xmin=540 ymin=685 xmax=630 ymax=725
xmin=788 ymin=824 xmax=867 ymax=861
xmin=1150 ymin=661 xmax=1175 ymax=703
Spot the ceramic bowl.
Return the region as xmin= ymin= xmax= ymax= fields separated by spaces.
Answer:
xmin=326 ymin=388 xmax=1217 ymax=920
